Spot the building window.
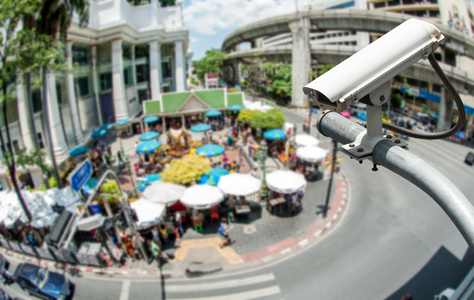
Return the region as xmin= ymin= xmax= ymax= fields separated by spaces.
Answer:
xmin=374 ymin=2 xmax=385 ymax=8
xmin=72 ymin=44 xmax=90 ymax=65
xmin=136 ymin=64 xmax=150 ymax=83
xmin=429 ymin=10 xmax=440 ymax=18
xmin=75 ymin=77 xmax=90 ymax=97
xmin=32 ymin=90 xmax=42 ymax=113
xmin=432 ymin=84 xmax=442 ymax=93
xmin=123 ymin=43 xmax=133 ymax=60
xmin=162 ymin=60 xmax=172 ymax=78
xmin=100 ymin=73 xmax=112 ymax=91
xmin=402 ymin=0 xmax=414 ymax=4
xmin=135 ymin=44 xmax=149 ymax=59
xmin=124 ymin=67 xmax=133 ymax=86
xmin=387 ymin=0 xmax=400 ymax=6
xmin=37 ymin=133 xmax=45 ymax=149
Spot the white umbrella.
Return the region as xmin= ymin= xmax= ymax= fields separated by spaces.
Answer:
xmin=130 ymin=198 xmax=166 ymax=229
xmin=142 ymin=182 xmax=186 ymax=206
xmin=295 ymin=134 xmax=320 ymax=147
xmin=266 ymin=170 xmax=307 ymax=194
xmin=218 ymin=173 xmax=261 ymax=196
xmin=181 ymin=184 xmax=225 ymax=209
xmin=296 ymin=146 xmax=327 ymax=163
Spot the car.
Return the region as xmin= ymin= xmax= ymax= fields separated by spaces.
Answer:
xmin=0 ymin=288 xmax=14 ymax=300
xmin=465 ymin=152 xmax=474 ymax=166
xmin=14 ymin=263 xmax=70 ymax=300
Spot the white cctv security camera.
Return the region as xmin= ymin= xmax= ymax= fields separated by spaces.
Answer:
xmin=303 ymin=18 xmax=444 ymax=112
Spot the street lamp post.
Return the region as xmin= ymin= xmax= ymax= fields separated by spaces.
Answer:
xmin=260 ymin=140 xmax=268 ymax=202
xmin=120 ymin=136 xmax=137 ymax=199
xmin=256 ymin=125 xmax=261 ymax=143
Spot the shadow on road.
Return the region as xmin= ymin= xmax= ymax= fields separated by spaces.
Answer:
xmin=386 ymin=246 xmax=474 ymax=299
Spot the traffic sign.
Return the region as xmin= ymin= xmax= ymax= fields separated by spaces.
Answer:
xmin=68 ymin=158 xmax=92 ymax=192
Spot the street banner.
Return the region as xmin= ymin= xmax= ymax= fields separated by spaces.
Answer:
xmin=323 ymin=155 xmax=343 ymax=180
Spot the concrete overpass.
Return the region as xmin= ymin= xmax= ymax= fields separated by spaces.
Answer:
xmin=221 ymin=9 xmax=474 ymax=111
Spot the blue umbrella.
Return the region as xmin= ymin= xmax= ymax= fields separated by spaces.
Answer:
xmin=191 ymin=123 xmax=212 ymax=132
xmin=69 ymin=146 xmax=88 ymax=157
xmin=263 ymin=129 xmax=287 ymax=140
xmin=82 ymin=178 xmax=99 ymax=195
xmin=357 ymin=112 xmax=367 ymax=122
xmin=138 ymin=173 xmax=162 ymax=192
xmin=91 ymin=129 xmax=107 ymax=138
xmin=456 ymin=131 xmax=465 ymax=139
xmin=205 ymin=110 xmax=222 ymax=117
xmin=144 ymin=116 xmax=159 ymax=123
xmin=99 ymin=124 xmax=113 ymax=131
xmin=139 ymin=131 xmax=160 ymax=141
xmin=198 ymin=168 xmax=229 ymax=186
xmin=229 ymin=105 xmax=245 ymax=111
xmin=137 ymin=140 xmax=161 ymax=154
xmin=116 ymin=119 xmax=130 ymax=126
xmin=196 ymin=144 xmax=225 ymax=157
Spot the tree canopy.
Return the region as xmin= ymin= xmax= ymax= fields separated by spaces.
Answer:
xmin=193 ymin=49 xmax=227 ymax=85
xmin=238 ymin=108 xmax=286 ymax=130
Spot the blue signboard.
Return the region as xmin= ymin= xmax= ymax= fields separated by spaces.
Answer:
xmin=70 ymin=159 xmax=92 ymax=192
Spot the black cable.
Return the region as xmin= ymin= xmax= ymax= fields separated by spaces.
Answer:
xmin=381 ymin=53 xmax=466 ymax=140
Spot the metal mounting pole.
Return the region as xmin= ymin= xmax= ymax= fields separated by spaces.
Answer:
xmin=317 ymin=111 xmax=474 ymax=251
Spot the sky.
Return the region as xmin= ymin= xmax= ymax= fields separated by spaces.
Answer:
xmin=182 ymin=0 xmax=315 ymax=61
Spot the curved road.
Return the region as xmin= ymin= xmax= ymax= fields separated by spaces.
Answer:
xmin=3 ymin=109 xmax=473 ymax=300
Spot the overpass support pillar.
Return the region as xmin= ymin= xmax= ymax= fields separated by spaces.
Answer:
xmin=438 ymin=87 xmax=454 ymax=131
xmin=290 ymin=17 xmax=311 ymax=108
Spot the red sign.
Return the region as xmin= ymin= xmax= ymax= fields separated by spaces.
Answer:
xmin=206 ymin=73 xmax=218 ymax=79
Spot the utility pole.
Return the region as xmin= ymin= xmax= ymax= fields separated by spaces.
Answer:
xmin=323 ymin=139 xmax=337 ymax=218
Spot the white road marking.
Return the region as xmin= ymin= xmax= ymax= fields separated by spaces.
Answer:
xmin=119 ymin=280 xmax=131 ymax=300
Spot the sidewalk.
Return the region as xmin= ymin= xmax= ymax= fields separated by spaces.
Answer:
xmin=1 ymin=107 xmax=349 ymax=279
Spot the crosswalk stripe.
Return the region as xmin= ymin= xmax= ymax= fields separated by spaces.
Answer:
xmin=168 ymin=286 xmax=281 ymax=300
xmin=120 ymin=280 xmax=131 ymax=300
xmin=165 ymin=273 xmax=275 ymax=292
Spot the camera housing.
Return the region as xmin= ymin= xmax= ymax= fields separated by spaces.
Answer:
xmin=302 ymin=18 xmax=444 ymax=112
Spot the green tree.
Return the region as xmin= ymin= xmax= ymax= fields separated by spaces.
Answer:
xmin=0 ymin=0 xmax=45 ymax=223
xmin=25 ymin=0 xmax=89 ymax=189
xmin=194 ymin=49 xmax=227 ymax=85
xmin=318 ymin=64 xmax=336 ymax=77
xmin=238 ymin=108 xmax=286 ymax=130
xmin=15 ymin=148 xmax=51 ymax=189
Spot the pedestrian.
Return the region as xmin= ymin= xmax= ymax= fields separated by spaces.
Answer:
xmin=147 ymin=239 xmax=166 ymax=269
xmin=175 ymin=211 xmax=184 ymax=236
xmin=117 ymin=151 xmax=124 ymax=169
xmin=291 ymin=193 xmax=300 ymax=216
xmin=227 ymin=135 xmax=234 ymax=150
xmin=218 ymin=217 xmax=232 ymax=248
xmin=159 ymin=224 xmax=168 ymax=244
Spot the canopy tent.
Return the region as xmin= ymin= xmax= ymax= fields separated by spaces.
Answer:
xmin=205 ymin=110 xmax=222 ymax=117
xmin=191 ymin=123 xmax=212 ymax=133
xmin=263 ymin=129 xmax=286 ymax=140
xmin=196 ymin=144 xmax=225 ymax=157
xmin=143 ymin=116 xmax=159 ymax=123
xmin=217 ymin=173 xmax=261 ymax=196
xmin=180 ymin=184 xmax=225 ymax=210
xmin=130 ymin=198 xmax=166 ymax=230
xmin=266 ymin=170 xmax=307 ymax=194
xmin=139 ymin=131 xmax=160 ymax=141
xmin=295 ymin=134 xmax=320 ymax=147
xmin=142 ymin=182 xmax=186 ymax=206
xmin=296 ymin=146 xmax=327 ymax=163
xmin=137 ymin=140 xmax=161 ymax=154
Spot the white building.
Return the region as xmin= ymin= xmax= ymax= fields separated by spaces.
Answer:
xmin=2 ymin=0 xmax=192 ymax=189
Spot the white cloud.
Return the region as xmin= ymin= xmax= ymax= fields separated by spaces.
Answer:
xmin=183 ymin=0 xmax=314 ymax=36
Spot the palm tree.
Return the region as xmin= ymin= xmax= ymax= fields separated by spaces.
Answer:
xmin=26 ymin=0 xmax=89 ymax=189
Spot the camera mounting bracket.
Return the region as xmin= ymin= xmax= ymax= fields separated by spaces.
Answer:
xmin=340 ymin=81 xmax=409 ymax=163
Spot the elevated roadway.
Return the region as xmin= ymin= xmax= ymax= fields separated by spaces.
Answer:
xmin=222 ymin=9 xmax=474 ymax=109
